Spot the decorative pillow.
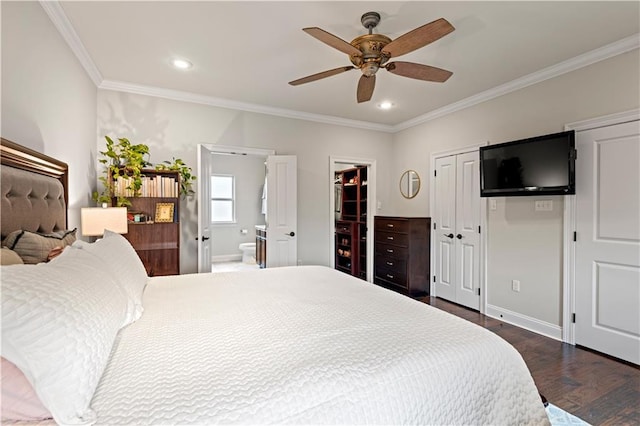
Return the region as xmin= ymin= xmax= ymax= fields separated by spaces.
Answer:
xmin=3 ymin=229 xmax=77 ymax=264
xmin=1 ymin=247 xmax=129 ymax=425
xmin=0 ymin=247 xmax=24 ymax=265
xmin=1 ymin=357 xmax=52 ymax=421
xmin=75 ymin=230 xmax=148 ymax=324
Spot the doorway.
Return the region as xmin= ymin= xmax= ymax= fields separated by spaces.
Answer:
xmin=329 ymin=156 xmax=376 ymax=282
xmin=197 ymin=145 xmax=298 ymax=273
xmin=430 ymin=146 xmax=484 ymax=311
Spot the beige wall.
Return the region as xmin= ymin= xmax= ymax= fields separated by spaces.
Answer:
xmin=96 ymin=90 xmax=395 ymax=273
xmin=391 ymin=49 xmax=640 ymax=326
xmin=1 ymin=1 xmax=98 ymax=232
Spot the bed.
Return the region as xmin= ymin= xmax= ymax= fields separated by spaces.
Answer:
xmin=1 ymin=139 xmax=549 ymax=425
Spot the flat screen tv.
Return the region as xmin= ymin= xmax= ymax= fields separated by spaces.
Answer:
xmin=480 ymin=130 xmax=576 ymax=197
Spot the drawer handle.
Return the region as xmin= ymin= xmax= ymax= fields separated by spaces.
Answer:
xmin=386 ymin=224 xmax=394 ymax=228
xmin=386 ymin=249 xmax=394 ymax=253
xmin=387 ymin=236 xmax=394 ymax=240
xmin=386 ymin=274 xmax=394 ymax=279
xmin=386 ymin=261 xmax=394 ymax=266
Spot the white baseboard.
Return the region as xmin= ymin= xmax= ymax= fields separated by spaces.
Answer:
xmin=486 ymin=304 xmax=562 ymax=341
xmin=212 ymin=254 xmax=242 ymax=263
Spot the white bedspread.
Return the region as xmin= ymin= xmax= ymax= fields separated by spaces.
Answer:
xmin=91 ymin=266 xmax=549 ymax=425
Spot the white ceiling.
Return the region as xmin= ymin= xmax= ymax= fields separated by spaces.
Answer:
xmin=55 ymin=1 xmax=639 ymax=131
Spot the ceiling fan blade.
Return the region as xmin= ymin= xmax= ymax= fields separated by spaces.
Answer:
xmin=303 ymin=27 xmax=362 ymax=57
xmin=357 ymin=75 xmax=376 ymax=103
xmin=289 ymin=66 xmax=355 ymax=86
xmin=383 ymin=18 xmax=455 ymax=58
xmin=386 ymin=61 xmax=453 ymax=82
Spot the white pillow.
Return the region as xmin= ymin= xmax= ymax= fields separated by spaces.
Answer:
xmin=1 ymin=247 xmax=129 ymax=425
xmin=77 ymin=230 xmax=148 ymax=323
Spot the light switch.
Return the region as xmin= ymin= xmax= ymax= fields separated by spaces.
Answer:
xmin=489 ymin=199 xmax=497 ymax=211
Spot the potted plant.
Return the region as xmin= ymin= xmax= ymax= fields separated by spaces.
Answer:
xmin=94 ymin=136 xmax=196 ymax=206
xmin=155 ymin=157 xmax=196 ymax=197
xmin=93 ymin=136 xmax=151 ymax=207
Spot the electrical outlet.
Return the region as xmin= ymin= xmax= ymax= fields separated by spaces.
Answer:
xmin=512 ymin=279 xmax=521 ymax=292
xmin=534 ymin=200 xmax=553 ymax=211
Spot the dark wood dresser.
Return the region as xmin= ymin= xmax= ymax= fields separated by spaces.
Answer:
xmin=374 ymin=216 xmax=431 ymax=296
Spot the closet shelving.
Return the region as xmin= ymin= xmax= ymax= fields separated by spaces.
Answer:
xmin=334 ymin=165 xmax=367 ymax=280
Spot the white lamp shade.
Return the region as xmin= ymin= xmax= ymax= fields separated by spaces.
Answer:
xmin=81 ymin=207 xmax=128 ymax=236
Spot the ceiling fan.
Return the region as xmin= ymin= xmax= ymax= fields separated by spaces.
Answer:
xmin=289 ymin=12 xmax=455 ymax=103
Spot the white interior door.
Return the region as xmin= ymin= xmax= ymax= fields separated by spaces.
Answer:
xmin=575 ymin=120 xmax=640 ymax=364
xmin=435 ymin=156 xmax=457 ymax=301
xmin=434 ymin=151 xmax=481 ymax=309
xmin=196 ymin=144 xmax=212 ymax=273
xmin=454 ymin=151 xmax=481 ymax=310
xmin=266 ymin=155 xmax=297 ymax=267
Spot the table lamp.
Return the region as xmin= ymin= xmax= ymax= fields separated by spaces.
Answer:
xmin=80 ymin=206 xmax=128 ymax=237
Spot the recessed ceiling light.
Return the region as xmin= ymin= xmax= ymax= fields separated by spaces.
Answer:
xmin=172 ymin=58 xmax=192 ymax=70
xmin=377 ymin=101 xmax=394 ymax=110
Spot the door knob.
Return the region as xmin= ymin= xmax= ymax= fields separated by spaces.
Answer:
xmin=286 ymin=231 xmax=295 ymax=237
xmin=444 ymin=233 xmax=454 ymax=239
xmin=201 ymin=236 xmax=210 ymax=241
xmin=456 ymin=234 xmax=463 ymax=239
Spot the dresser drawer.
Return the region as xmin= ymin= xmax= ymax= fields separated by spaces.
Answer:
xmin=375 ymin=254 xmax=407 ymax=273
xmin=375 ymin=242 xmax=408 ymax=259
xmin=374 ymin=218 xmax=409 ymax=234
xmin=375 ymin=265 xmax=408 ymax=288
xmin=375 ymin=230 xmax=409 ymax=247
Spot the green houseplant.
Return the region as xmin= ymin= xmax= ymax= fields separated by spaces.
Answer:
xmin=155 ymin=158 xmax=196 ymax=197
xmin=93 ymin=136 xmax=151 ymax=207
xmin=93 ymin=136 xmax=196 ymax=206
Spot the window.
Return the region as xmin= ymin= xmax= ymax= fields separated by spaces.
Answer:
xmin=211 ymin=175 xmax=235 ymax=223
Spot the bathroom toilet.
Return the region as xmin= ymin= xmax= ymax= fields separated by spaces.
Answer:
xmin=238 ymin=242 xmax=256 ymax=264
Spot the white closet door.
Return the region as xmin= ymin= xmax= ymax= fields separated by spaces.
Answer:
xmin=434 ymin=151 xmax=481 ymax=310
xmin=575 ymin=120 xmax=640 ymax=364
xmin=434 ymin=155 xmax=457 ymax=301
xmin=454 ymin=151 xmax=481 ymax=310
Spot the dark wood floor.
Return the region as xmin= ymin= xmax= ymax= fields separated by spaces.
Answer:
xmin=419 ymin=296 xmax=640 ymax=426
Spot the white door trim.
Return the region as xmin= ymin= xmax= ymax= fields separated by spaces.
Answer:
xmin=329 ymin=156 xmax=377 ymax=282
xmin=430 ymin=142 xmax=488 ymax=313
xmin=563 ymin=108 xmax=640 ymax=344
xmin=200 ymin=144 xmax=275 ymax=157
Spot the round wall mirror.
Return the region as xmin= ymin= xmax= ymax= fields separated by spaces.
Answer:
xmin=400 ymin=170 xmax=421 ymax=199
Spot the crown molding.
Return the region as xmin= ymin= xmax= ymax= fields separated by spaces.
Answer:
xmin=42 ymin=0 xmax=637 ymax=134
xmin=99 ymin=80 xmax=395 ymax=133
xmin=39 ymin=0 xmax=103 ymax=87
xmin=393 ymin=33 xmax=640 ymax=132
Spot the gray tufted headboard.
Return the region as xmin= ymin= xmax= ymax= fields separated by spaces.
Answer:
xmin=1 ymin=138 xmax=69 ymax=240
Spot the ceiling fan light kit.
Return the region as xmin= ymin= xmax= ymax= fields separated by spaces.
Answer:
xmin=289 ymin=12 xmax=455 ymax=103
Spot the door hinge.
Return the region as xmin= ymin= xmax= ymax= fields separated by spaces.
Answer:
xmin=433 ymin=222 xmax=436 ymax=230
xmin=573 ymin=231 xmax=577 ymax=242
xmin=434 ymin=170 xmax=437 ymax=177
xmin=477 ymin=288 xmax=481 ymax=296
xmin=572 ymin=313 xmax=576 ymax=323
xmin=478 ymin=225 xmax=481 ymax=233
xmin=433 ymin=275 xmax=436 ymax=283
